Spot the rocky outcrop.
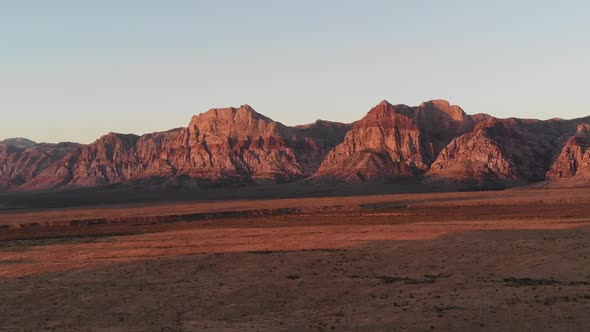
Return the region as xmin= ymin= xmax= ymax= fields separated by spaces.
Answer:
xmin=312 ymin=100 xmax=480 ymax=182
xmin=401 ymin=100 xmax=477 ymax=152
xmin=170 ymin=105 xmax=323 ymax=182
xmin=427 ymin=119 xmax=520 ymax=184
xmin=312 ymin=101 xmax=428 ymax=182
xmin=67 ymin=133 xmax=141 ymax=187
xmin=0 ymin=142 xmax=80 ymax=190
xmin=21 ymin=134 xmax=140 ymax=190
xmin=546 ymin=123 xmax=590 ymax=180
xmin=292 ymin=119 xmax=353 ymax=172
xmin=427 ymin=117 xmax=568 ymax=185
xmin=12 ymin=105 xmax=351 ymax=190
xmin=3 ymin=101 xmax=590 ymax=191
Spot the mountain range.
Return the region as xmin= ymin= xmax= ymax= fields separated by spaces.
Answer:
xmin=2 ymin=99 xmax=589 ymax=192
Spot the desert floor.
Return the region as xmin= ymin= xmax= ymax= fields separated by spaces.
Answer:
xmin=2 ymin=187 xmax=590 ymax=331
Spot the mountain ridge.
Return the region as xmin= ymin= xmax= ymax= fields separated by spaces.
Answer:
xmin=2 ymin=100 xmax=589 ymax=191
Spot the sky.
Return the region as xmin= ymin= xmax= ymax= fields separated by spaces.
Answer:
xmin=1 ymin=0 xmax=589 ymax=143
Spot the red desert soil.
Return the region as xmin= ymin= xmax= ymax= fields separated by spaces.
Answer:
xmin=2 ymin=188 xmax=590 ymax=331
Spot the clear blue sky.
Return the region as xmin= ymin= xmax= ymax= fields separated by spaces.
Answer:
xmin=1 ymin=0 xmax=589 ymax=143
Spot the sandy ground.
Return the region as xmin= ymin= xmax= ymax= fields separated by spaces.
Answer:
xmin=2 ymin=188 xmax=590 ymax=331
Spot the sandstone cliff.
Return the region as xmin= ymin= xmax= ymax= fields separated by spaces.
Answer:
xmin=427 ymin=117 xmax=569 ymax=185
xmin=11 ymin=105 xmax=350 ymax=190
xmin=546 ymin=123 xmax=590 ymax=180
xmin=401 ymin=99 xmax=478 ymax=152
xmin=313 ymin=101 xmax=427 ymax=182
xmin=4 ymin=101 xmax=590 ymax=191
xmin=312 ymin=100 xmax=480 ymax=182
xmin=0 ymin=142 xmax=80 ymax=190
xmin=169 ymin=105 xmax=318 ymax=182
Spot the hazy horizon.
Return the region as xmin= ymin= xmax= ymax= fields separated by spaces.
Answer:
xmin=2 ymin=1 xmax=589 ymax=144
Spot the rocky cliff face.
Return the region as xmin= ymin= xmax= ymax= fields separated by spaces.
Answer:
xmin=3 ymin=101 xmax=590 ymax=191
xmin=427 ymin=119 xmax=521 ymax=184
xmin=427 ymin=117 xmax=571 ymax=185
xmin=546 ymin=123 xmax=590 ymax=180
xmin=0 ymin=142 xmax=80 ymax=190
xmin=402 ymin=99 xmax=478 ymax=152
xmin=309 ymin=97 xmax=582 ymax=187
xmin=312 ymin=100 xmax=480 ymax=182
xmin=9 ymin=105 xmax=350 ymax=190
xmin=292 ymin=119 xmax=353 ymax=173
xmin=170 ymin=105 xmax=321 ymax=182
xmin=313 ymin=101 xmax=427 ymax=182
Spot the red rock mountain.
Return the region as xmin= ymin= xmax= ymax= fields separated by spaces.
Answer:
xmin=546 ymin=123 xmax=590 ymax=181
xmin=312 ymin=100 xmax=480 ymax=182
xmin=149 ymin=106 xmax=309 ymax=183
xmin=0 ymin=142 xmax=80 ymax=190
xmin=5 ymin=105 xmax=350 ymax=190
xmin=427 ymin=117 xmax=583 ymax=186
xmin=402 ymin=100 xmax=480 ymax=151
xmin=2 ymin=101 xmax=589 ymax=191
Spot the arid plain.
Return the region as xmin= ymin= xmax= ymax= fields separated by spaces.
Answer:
xmin=2 ymin=187 xmax=590 ymax=331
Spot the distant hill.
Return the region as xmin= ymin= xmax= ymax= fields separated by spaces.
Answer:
xmin=0 ymin=138 xmax=37 ymax=149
